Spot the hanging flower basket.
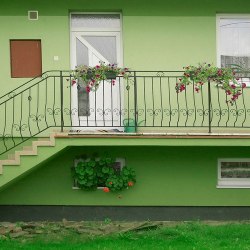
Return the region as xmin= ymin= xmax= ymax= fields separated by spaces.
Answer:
xmin=71 ymin=62 xmax=129 ymax=92
xmin=175 ymin=63 xmax=247 ymax=105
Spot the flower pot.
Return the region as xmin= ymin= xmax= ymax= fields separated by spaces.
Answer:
xmin=105 ymin=71 xmax=117 ymax=79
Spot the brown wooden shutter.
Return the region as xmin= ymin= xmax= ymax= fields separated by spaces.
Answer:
xmin=10 ymin=40 xmax=42 ymax=78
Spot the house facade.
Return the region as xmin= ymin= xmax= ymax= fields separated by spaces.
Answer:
xmin=0 ymin=0 xmax=250 ymax=221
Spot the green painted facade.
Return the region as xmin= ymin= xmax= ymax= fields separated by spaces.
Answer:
xmin=1 ymin=143 xmax=250 ymax=206
xmin=0 ymin=137 xmax=250 ymax=206
xmin=1 ymin=0 xmax=250 ymax=94
xmin=1 ymin=0 xmax=250 ymax=208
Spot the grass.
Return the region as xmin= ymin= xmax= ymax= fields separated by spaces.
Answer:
xmin=1 ymin=222 xmax=250 ymax=249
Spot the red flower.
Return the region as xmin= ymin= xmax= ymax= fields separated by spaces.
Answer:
xmin=103 ymin=187 xmax=110 ymax=193
xmin=86 ymin=86 xmax=91 ymax=93
xmin=112 ymin=80 xmax=116 ymax=85
xmin=109 ymin=182 xmax=113 ymax=185
xmin=217 ymin=69 xmax=223 ymax=76
xmin=226 ymin=90 xmax=232 ymax=95
xmin=128 ymin=181 xmax=134 ymax=187
xmin=96 ymin=65 xmax=100 ymax=69
xmin=195 ymin=87 xmax=199 ymax=93
xmin=231 ymin=84 xmax=236 ymax=89
xmin=95 ymin=74 xmax=100 ymax=78
xmin=72 ymin=79 xmax=76 ymax=86
xmin=242 ymin=83 xmax=247 ymax=88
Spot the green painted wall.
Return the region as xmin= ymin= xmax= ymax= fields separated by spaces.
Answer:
xmin=1 ymin=145 xmax=250 ymax=206
xmin=1 ymin=0 xmax=250 ymax=95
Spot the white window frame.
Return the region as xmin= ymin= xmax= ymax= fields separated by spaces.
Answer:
xmin=217 ymin=158 xmax=250 ymax=188
xmin=216 ymin=14 xmax=250 ymax=87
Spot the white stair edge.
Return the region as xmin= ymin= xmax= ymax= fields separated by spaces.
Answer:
xmin=0 ymin=133 xmax=56 ymax=175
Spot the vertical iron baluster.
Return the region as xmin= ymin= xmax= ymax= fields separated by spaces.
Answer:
xmin=11 ymin=96 xmax=16 ymax=147
xmin=200 ymin=84 xmax=205 ymax=127
xmin=103 ymin=79 xmax=105 ymax=127
xmin=143 ymin=77 xmax=147 ymax=127
xmin=53 ymin=77 xmax=57 ymax=126
xmin=176 ymin=77 xmax=180 ymax=127
xmin=69 ymin=74 xmax=72 ymax=127
xmin=118 ymin=77 xmax=122 ymax=127
xmin=36 ymin=83 xmax=40 ymax=132
xmin=28 ymin=88 xmax=32 ymax=136
xmin=95 ymin=86 xmax=97 ymax=127
xmin=151 ymin=77 xmax=155 ymax=127
xmin=159 ymin=75 xmax=163 ymax=127
xmin=225 ymin=94 xmax=230 ymax=127
xmin=134 ymin=72 xmax=137 ymax=129
xmin=44 ymin=78 xmax=48 ymax=128
xmin=167 ymin=77 xmax=172 ymax=127
xmin=208 ymin=79 xmax=212 ymax=133
xmin=184 ymin=82 xmax=188 ymax=127
xmin=111 ymin=77 xmax=114 ymax=127
xmin=2 ymin=102 xmax=7 ymax=151
xmin=60 ymin=71 xmax=64 ymax=132
xmin=241 ymin=85 xmax=247 ymax=127
xmin=192 ymin=79 xmax=197 ymax=127
xmin=20 ymin=93 xmax=24 ymax=140
xmin=216 ymin=85 xmax=222 ymax=127
xmin=234 ymin=101 xmax=239 ymax=127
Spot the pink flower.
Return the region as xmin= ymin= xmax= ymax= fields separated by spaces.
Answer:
xmin=242 ymin=83 xmax=247 ymax=88
xmin=112 ymin=80 xmax=116 ymax=85
xmin=226 ymin=90 xmax=232 ymax=95
xmin=195 ymin=87 xmax=199 ymax=93
xmin=72 ymin=79 xmax=76 ymax=86
xmin=231 ymin=84 xmax=236 ymax=89
xmin=96 ymin=65 xmax=100 ymax=69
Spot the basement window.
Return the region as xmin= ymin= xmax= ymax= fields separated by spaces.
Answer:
xmin=72 ymin=158 xmax=125 ymax=189
xmin=217 ymin=159 xmax=250 ymax=188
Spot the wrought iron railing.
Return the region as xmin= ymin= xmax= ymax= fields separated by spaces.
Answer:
xmin=1 ymin=70 xmax=250 ymax=155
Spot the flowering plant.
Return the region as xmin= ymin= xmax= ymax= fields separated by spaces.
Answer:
xmin=71 ymin=62 xmax=129 ymax=93
xmin=72 ymin=155 xmax=136 ymax=193
xmin=176 ymin=63 xmax=246 ymax=104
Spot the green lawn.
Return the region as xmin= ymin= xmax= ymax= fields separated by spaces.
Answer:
xmin=1 ymin=222 xmax=250 ymax=249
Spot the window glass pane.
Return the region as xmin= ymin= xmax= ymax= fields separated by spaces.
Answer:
xmin=221 ymin=162 xmax=250 ymax=178
xmin=82 ymin=35 xmax=117 ymax=64
xmin=219 ymin=18 xmax=250 ymax=69
xmin=71 ymin=14 xmax=120 ymax=29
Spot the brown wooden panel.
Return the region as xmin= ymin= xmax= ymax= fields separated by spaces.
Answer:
xmin=10 ymin=40 xmax=42 ymax=78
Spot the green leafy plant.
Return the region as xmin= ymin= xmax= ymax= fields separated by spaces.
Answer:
xmin=71 ymin=61 xmax=130 ymax=92
xmin=72 ymin=155 xmax=136 ymax=192
xmin=176 ymin=63 xmax=247 ymax=105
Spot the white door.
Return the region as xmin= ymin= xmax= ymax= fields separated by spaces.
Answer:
xmin=70 ymin=14 xmax=123 ymax=130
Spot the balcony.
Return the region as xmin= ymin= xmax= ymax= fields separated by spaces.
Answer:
xmin=1 ymin=70 xmax=250 ymax=154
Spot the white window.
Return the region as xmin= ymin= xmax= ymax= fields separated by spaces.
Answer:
xmin=217 ymin=158 xmax=250 ymax=188
xmin=217 ymin=15 xmax=250 ymax=85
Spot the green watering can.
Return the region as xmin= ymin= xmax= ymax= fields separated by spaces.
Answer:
xmin=123 ymin=119 xmax=145 ymax=133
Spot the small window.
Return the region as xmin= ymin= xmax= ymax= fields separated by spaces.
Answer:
xmin=218 ymin=159 xmax=250 ymax=188
xmin=10 ymin=40 xmax=42 ymax=78
xmin=72 ymin=158 xmax=125 ymax=189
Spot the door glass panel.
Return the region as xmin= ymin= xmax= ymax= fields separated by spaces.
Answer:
xmin=82 ymin=35 xmax=117 ymax=64
xmin=77 ymin=78 xmax=90 ymax=116
xmin=76 ymin=38 xmax=89 ymax=115
xmin=76 ymin=38 xmax=89 ymax=66
xmin=71 ymin=14 xmax=120 ymax=29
